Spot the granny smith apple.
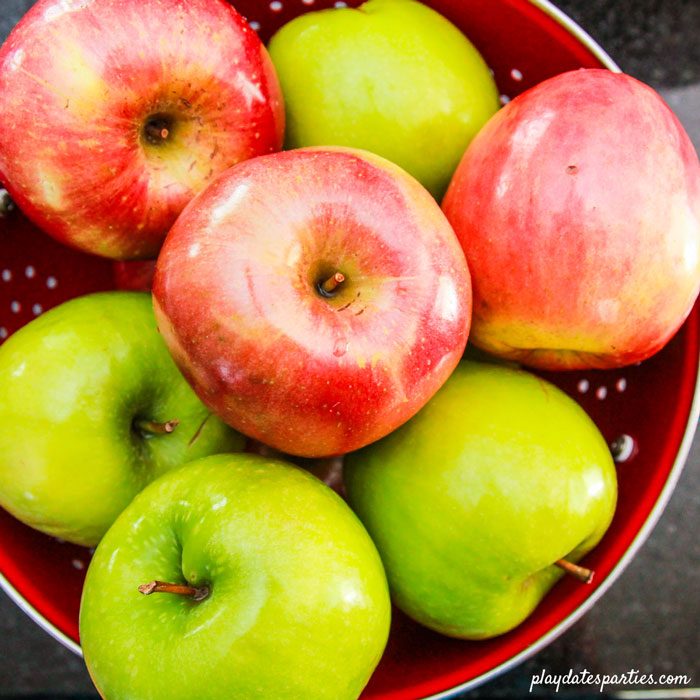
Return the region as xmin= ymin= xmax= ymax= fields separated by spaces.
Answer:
xmin=345 ymin=361 xmax=617 ymax=639
xmin=0 ymin=292 xmax=244 ymax=546
xmin=268 ymin=0 xmax=500 ymax=198
xmin=80 ymin=453 xmax=391 ymax=700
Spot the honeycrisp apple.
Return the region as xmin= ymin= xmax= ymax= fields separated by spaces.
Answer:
xmin=153 ymin=147 xmax=471 ymax=457
xmin=268 ymin=0 xmax=500 ymax=198
xmin=443 ymin=69 xmax=700 ymax=370
xmin=0 ymin=292 xmax=244 ymax=546
xmin=80 ymin=453 xmax=391 ymax=700
xmin=0 ymin=0 xmax=284 ymax=260
xmin=345 ymin=361 xmax=618 ymax=639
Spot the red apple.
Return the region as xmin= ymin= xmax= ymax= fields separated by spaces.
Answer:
xmin=443 ymin=69 xmax=700 ymax=370
xmin=0 ymin=0 xmax=284 ymax=260
xmin=153 ymin=147 xmax=471 ymax=457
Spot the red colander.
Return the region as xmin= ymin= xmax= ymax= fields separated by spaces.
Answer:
xmin=1 ymin=1 xmax=698 ymax=699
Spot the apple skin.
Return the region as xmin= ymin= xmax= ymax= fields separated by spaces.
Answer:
xmin=0 ymin=292 xmax=244 ymax=546
xmin=344 ymin=361 xmax=617 ymax=639
xmin=80 ymin=453 xmax=391 ymax=700
xmin=442 ymin=69 xmax=700 ymax=370
xmin=0 ymin=0 xmax=284 ymax=260
xmin=268 ymin=0 xmax=500 ymax=199
xmin=153 ymin=147 xmax=471 ymax=458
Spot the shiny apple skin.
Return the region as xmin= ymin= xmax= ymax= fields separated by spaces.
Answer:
xmin=0 ymin=0 xmax=284 ymax=260
xmin=443 ymin=69 xmax=700 ymax=370
xmin=268 ymin=0 xmax=500 ymax=199
xmin=153 ymin=147 xmax=471 ymax=457
xmin=80 ymin=454 xmax=391 ymax=700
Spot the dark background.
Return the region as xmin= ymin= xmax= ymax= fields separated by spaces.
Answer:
xmin=0 ymin=0 xmax=698 ymax=698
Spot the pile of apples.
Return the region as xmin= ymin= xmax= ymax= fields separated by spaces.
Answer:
xmin=0 ymin=0 xmax=698 ymax=698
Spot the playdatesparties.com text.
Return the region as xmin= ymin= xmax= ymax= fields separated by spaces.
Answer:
xmin=529 ymin=668 xmax=692 ymax=693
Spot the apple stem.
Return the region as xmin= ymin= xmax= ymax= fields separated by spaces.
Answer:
xmin=319 ymin=272 xmax=345 ymax=296
xmin=135 ymin=418 xmax=180 ymax=436
xmin=144 ymin=118 xmax=172 ymax=145
xmin=555 ymin=558 xmax=595 ymax=584
xmin=138 ymin=580 xmax=209 ymax=601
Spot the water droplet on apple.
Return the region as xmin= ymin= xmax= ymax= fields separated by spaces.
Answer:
xmin=577 ymin=379 xmax=590 ymax=393
xmin=333 ymin=338 xmax=348 ymax=357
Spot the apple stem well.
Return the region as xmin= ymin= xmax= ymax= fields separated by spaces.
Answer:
xmin=143 ymin=115 xmax=173 ymax=146
xmin=133 ymin=418 xmax=180 ymax=437
xmin=138 ymin=580 xmax=210 ymax=602
xmin=555 ymin=558 xmax=595 ymax=584
xmin=318 ymin=272 xmax=345 ymax=297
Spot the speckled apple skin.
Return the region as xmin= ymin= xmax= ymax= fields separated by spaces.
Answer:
xmin=0 ymin=0 xmax=284 ymax=260
xmin=153 ymin=147 xmax=471 ymax=457
xmin=443 ymin=69 xmax=700 ymax=370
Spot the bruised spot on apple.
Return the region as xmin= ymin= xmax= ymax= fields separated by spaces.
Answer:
xmin=0 ymin=292 xmax=245 ymax=546
xmin=0 ymin=0 xmax=285 ymax=260
xmin=153 ymin=147 xmax=472 ymax=457
xmin=443 ymin=69 xmax=700 ymax=370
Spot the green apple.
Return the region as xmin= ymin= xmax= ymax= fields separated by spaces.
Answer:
xmin=0 ymin=292 xmax=244 ymax=546
xmin=344 ymin=361 xmax=617 ymax=639
xmin=80 ymin=453 xmax=391 ymax=700
xmin=268 ymin=0 xmax=500 ymax=198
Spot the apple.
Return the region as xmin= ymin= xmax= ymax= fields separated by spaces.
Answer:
xmin=0 ymin=0 xmax=284 ymax=260
xmin=268 ymin=0 xmax=500 ymax=198
xmin=344 ymin=361 xmax=617 ymax=639
xmin=80 ymin=452 xmax=391 ymax=700
xmin=153 ymin=147 xmax=471 ymax=458
xmin=442 ymin=69 xmax=700 ymax=370
xmin=0 ymin=292 xmax=245 ymax=546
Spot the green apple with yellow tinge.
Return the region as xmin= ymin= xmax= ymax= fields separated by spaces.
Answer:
xmin=268 ymin=0 xmax=500 ymax=198
xmin=345 ymin=361 xmax=618 ymax=639
xmin=80 ymin=453 xmax=391 ymax=700
xmin=0 ymin=292 xmax=244 ymax=546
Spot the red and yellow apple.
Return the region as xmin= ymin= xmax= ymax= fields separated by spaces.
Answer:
xmin=0 ymin=0 xmax=284 ymax=260
xmin=443 ymin=69 xmax=700 ymax=370
xmin=154 ymin=147 xmax=471 ymax=457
